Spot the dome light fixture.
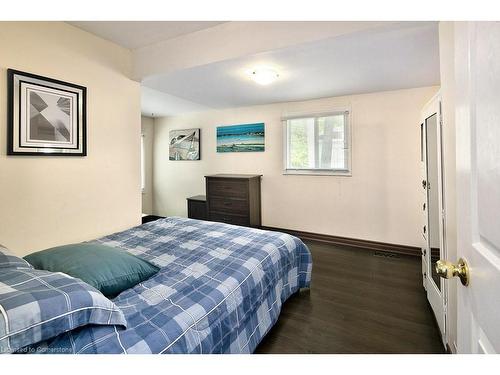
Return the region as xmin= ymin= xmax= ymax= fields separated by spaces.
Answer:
xmin=249 ymin=67 xmax=279 ymax=85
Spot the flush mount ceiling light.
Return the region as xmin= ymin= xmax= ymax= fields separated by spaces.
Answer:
xmin=249 ymin=67 xmax=279 ymax=85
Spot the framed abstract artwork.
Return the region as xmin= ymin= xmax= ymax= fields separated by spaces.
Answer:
xmin=7 ymin=69 xmax=87 ymax=156
xmin=169 ymin=128 xmax=200 ymax=160
xmin=216 ymin=123 xmax=265 ymax=152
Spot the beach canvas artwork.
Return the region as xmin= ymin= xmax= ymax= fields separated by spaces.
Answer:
xmin=169 ymin=128 xmax=200 ymax=160
xmin=216 ymin=123 xmax=265 ymax=152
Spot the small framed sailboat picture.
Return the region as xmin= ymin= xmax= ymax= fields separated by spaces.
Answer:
xmin=168 ymin=128 xmax=200 ymax=160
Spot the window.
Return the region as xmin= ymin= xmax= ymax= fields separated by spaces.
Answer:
xmin=140 ymin=134 xmax=145 ymax=192
xmin=284 ymin=111 xmax=351 ymax=175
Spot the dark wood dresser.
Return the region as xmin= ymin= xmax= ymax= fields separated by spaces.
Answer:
xmin=205 ymin=174 xmax=262 ymax=227
xmin=186 ymin=195 xmax=208 ymax=220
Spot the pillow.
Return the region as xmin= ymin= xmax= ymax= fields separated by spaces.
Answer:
xmin=24 ymin=243 xmax=160 ymax=298
xmin=0 ymin=267 xmax=127 ymax=353
xmin=0 ymin=244 xmax=33 ymax=269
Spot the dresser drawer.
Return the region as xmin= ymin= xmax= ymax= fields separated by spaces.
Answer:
xmin=207 ymin=178 xmax=248 ymax=199
xmin=209 ymin=196 xmax=248 ymax=215
xmin=210 ymin=212 xmax=250 ymax=226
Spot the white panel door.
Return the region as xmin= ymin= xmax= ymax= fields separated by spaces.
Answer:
xmin=455 ymin=21 xmax=500 ymax=353
xmin=421 ymin=94 xmax=446 ymax=344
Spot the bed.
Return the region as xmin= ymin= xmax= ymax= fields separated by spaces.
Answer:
xmin=34 ymin=217 xmax=312 ymax=354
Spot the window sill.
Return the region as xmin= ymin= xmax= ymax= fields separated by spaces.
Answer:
xmin=283 ymin=169 xmax=352 ymax=177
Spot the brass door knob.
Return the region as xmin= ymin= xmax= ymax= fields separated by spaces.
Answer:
xmin=435 ymin=258 xmax=470 ymax=286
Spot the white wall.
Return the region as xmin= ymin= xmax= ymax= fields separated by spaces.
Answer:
xmin=141 ymin=116 xmax=154 ymax=214
xmin=0 ymin=22 xmax=142 ymax=256
xmin=439 ymin=21 xmax=458 ymax=353
xmin=153 ymin=86 xmax=438 ymax=247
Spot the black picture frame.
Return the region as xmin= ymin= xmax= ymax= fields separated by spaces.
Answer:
xmin=7 ymin=69 xmax=87 ymax=156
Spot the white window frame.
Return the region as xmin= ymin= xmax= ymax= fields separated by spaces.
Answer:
xmin=283 ymin=110 xmax=352 ymax=176
xmin=140 ymin=133 xmax=146 ymax=193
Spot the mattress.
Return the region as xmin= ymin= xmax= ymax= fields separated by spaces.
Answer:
xmin=37 ymin=217 xmax=312 ymax=354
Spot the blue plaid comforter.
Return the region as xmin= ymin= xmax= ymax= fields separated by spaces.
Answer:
xmin=42 ymin=217 xmax=312 ymax=354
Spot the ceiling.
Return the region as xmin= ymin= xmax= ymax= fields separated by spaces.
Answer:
xmin=71 ymin=21 xmax=440 ymax=116
xmin=141 ymin=86 xmax=209 ymax=117
xmin=68 ymin=21 xmax=225 ymax=49
xmin=142 ymin=22 xmax=440 ymax=113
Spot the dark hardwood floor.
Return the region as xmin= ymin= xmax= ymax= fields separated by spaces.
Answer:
xmin=256 ymin=240 xmax=446 ymax=354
